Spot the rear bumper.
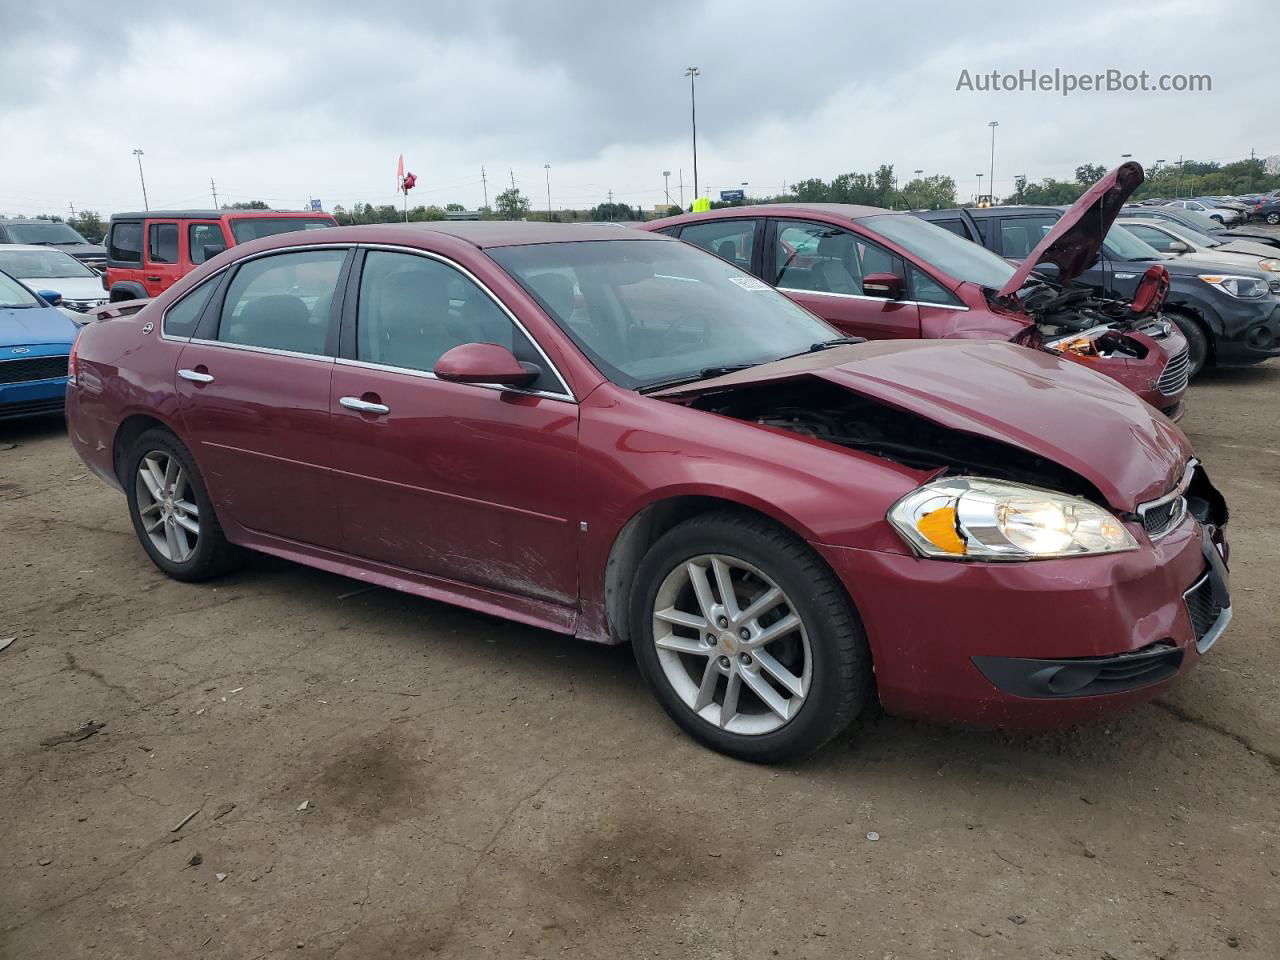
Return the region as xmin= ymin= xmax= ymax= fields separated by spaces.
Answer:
xmin=816 ymin=517 xmax=1227 ymax=731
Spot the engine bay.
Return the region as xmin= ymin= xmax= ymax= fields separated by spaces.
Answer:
xmin=1014 ymin=283 xmax=1152 ymax=357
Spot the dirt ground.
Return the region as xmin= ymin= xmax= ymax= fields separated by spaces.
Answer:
xmin=2 ymin=361 xmax=1278 ymax=960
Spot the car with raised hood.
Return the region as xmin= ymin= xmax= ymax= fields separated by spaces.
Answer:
xmin=0 ymin=218 xmax=107 ymax=271
xmin=103 ymin=208 xmax=338 ymax=303
xmin=643 ymin=164 xmax=1189 ymax=421
xmin=0 ymin=268 xmax=79 ymax=420
xmin=0 ymin=245 xmax=109 ymax=319
xmin=66 ymin=222 xmax=1231 ymax=762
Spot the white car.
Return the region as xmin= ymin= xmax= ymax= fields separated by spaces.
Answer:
xmin=1162 ymin=199 xmax=1243 ymax=225
xmin=1118 ymin=218 xmax=1280 ymax=274
xmin=0 ymin=244 xmax=107 ymax=320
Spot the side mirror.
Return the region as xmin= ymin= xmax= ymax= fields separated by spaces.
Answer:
xmin=200 ymin=244 xmax=227 ymax=261
xmin=434 ymin=342 xmax=538 ymax=387
xmin=862 ymin=272 xmax=904 ymax=300
xmin=37 ymin=289 xmax=63 ymax=306
xmin=1166 ymin=240 xmax=1190 ymax=253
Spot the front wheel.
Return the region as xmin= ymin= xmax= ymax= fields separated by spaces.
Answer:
xmin=630 ymin=512 xmax=872 ymax=763
xmin=1168 ymin=311 xmax=1210 ymax=378
xmin=125 ymin=429 xmax=244 ymax=581
xmin=1266 ymin=212 xmax=1280 ymax=225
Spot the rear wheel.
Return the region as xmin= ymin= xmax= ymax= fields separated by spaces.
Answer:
xmin=125 ymin=429 xmax=243 ymax=581
xmin=1266 ymin=211 xmax=1280 ymax=226
xmin=630 ymin=512 xmax=871 ymax=763
xmin=1168 ymin=311 xmax=1210 ymax=378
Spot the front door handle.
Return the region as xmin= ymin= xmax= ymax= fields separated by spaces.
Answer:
xmin=339 ymin=396 xmax=390 ymax=415
xmin=178 ymin=368 xmax=215 ymax=384
xmin=146 ymin=275 xmax=163 ymax=282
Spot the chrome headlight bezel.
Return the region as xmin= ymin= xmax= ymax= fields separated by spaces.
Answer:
xmin=888 ymin=477 xmax=1139 ymax=562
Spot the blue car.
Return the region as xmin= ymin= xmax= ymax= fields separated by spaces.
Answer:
xmin=0 ymin=268 xmax=79 ymax=420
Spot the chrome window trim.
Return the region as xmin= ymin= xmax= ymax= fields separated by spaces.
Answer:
xmin=186 ymin=336 xmax=336 ymax=364
xmin=1136 ymin=459 xmax=1197 ymax=541
xmin=333 ymin=356 xmax=576 ymax=404
xmin=160 ymin=267 xmax=229 ymax=342
xmin=352 ymin=243 xmax=576 ymax=401
xmin=777 ymin=286 xmax=969 ymax=311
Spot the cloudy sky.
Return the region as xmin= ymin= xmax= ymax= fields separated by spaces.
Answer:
xmin=1 ymin=0 xmax=1275 ymax=218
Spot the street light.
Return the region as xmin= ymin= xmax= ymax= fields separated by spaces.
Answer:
xmin=685 ymin=66 xmax=701 ymax=199
xmin=987 ymin=121 xmax=999 ymax=206
xmin=913 ymin=168 xmax=924 ymax=177
xmin=976 ymin=173 xmax=984 ymax=204
xmin=544 ymin=163 xmax=552 ymax=221
xmin=132 ymin=148 xmax=149 ymax=210
xmin=663 ymin=170 xmax=672 ymax=206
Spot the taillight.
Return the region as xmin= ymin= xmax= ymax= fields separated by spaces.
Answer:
xmin=68 ymin=336 xmax=79 ymax=384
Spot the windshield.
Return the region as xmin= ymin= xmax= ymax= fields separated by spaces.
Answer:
xmin=6 ymin=222 xmax=89 ymax=245
xmin=0 ymin=271 xmax=41 ymax=308
xmin=1160 ymin=221 xmax=1220 ymax=248
xmin=0 ymin=249 xmax=97 ymax=279
xmin=1174 ymin=208 xmax=1227 ymax=234
xmin=229 ymin=217 xmax=336 ymax=243
xmin=860 ymin=213 xmax=1016 ymax=289
xmin=489 ymin=239 xmax=839 ymax=390
xmin=1105 ymin=225 xmax=1164 ymax=262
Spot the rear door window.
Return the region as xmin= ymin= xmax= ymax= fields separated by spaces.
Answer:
xmin=998 ymin=216 xmax=1059 ymax=259
xmin=108 ymin=222 xmax=143 ymax=263
xmin=147 ymin=223 xmax=179 ymax=264
xmin=678 ymin=220 xmax=757 ymax=272
xmin=188 ymin=223 xmax=226 ymax=264
xmin=163 ymin=278 xmax=218 ymax=338
xmin=217 ymin=249 xmax=347 ymax=355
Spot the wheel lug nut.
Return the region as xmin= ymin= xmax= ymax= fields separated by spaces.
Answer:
xmin=739 ymin=628 xmax=749 ymax=639
xmin=718 ymin=656 xmax=730 ymax=669
xmin=706 ymin=634 xmax=717 ymax=645
xmin=717 ymin=617 xmax=728 ymax=628
xmin=739 ymin=653 xmax=752 ymax=666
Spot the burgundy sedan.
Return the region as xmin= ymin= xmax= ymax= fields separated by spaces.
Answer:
xmin=67 ymin=223 xmax=1230 ymax=761
xmin=642 ymin=163 xmax=1190 ymax=421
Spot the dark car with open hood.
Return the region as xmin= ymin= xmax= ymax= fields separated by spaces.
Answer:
xmin=66 ymin=221 xmax=1230 ymax=761
xmin=641 ymin=164 xmax=1189 ymax=421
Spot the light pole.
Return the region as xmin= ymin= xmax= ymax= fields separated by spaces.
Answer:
xmin=987 ymin=120 xmax=998 ymax=205
xmin=685 ymin=66 xmax=701 ymax=199
xmin=976 ymin=173 xmax=984 ymax=204
xmin=132 ymin=148 xmax=149 ymax=210
xmin=544 ymin=163 xmax=552 ymax=221
xmin=663 ymin=170 xmax=671 ymax=206
xmin=913 ymin=168 xmax=924 ymax=177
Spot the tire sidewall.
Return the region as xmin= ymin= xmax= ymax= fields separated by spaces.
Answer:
xmin=1267 ymin=212 xmax=1280 ymax=225
xmin=124 ymin=430 xmax=223 ymax=580
xmin=1168 ymin=312 xmax=1209 ymax=378
xmin=630 ymin=518 xmax=863 ymax=762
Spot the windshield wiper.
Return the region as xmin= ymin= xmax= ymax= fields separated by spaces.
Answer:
xmin=638 ymin=363 xmax=762 ymax=394
xmin=773 ymin=336 xmax=865 ymax=363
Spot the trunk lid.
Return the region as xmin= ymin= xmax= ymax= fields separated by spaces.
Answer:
xmin=996 ymin=162 xmax=1146 ymax=298
xmin=655 ymin=339 xmax=1188 ymax=509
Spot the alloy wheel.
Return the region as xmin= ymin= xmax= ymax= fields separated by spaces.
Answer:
xmin=135 ymin=451 xmax=200 ymax=562
xmin=651 ymin=553 xmax=812 ymax=736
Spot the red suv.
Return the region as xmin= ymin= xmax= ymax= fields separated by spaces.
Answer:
xmin=103 ymin=209 xmax=337 ymax=302
xmin=643 ymin=164 xmax=1190 ymax=420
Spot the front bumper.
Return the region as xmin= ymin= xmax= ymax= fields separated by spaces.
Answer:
xmin=1055 ymin=326 xmax=1188 ymax=420
xmin=1213 ymin=302 xmax=1280 ymax=366
xmin=816 ymin=514 xmax=1228 ymax=731
xmin=0 ymin=376 xmax=67 ymax=420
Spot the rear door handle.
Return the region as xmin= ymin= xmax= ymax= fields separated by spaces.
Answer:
xmin=178 ymin=368 xmax=215 ymax=383
xmin=339 ymin=396 xmax=390 ymax=415
xmin=146 ymin=275 xmax=163 ymax=282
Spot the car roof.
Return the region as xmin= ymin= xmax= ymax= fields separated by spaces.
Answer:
xmin=109 ymin=209 xmax=329 ymax=220
xmin=225 ymin=221 xmax=676 ymax=254
xmin=0 ymin=243 xmax=83 ymax=253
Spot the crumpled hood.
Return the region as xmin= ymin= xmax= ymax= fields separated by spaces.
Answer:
xmin=997 ymin=162 xmax=1145 ymax=298
xmin=0 ymin=305 xmax=80 ymax=348
xmin=656 ymin=339 xmax=1189 ymax=509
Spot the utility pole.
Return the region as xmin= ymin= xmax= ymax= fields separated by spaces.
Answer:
xmin=481 ymin=166 xmax=489 ymax=209
xmin=210 ymin=178 xmax=218 ymax=208
xmin=987 ymin=121 xmax=999 ymax=205
xmin=510 ymin=169 xmax=517 ymax=191
xmin=132 ymin=148 xmax=149 ymax=210
xmin=685 ymin=67 xmax=701 ymax=199
xmin=1250 ymin=147 xmax=1256 ymax=191
xmin=1176 ymin=155 xmax=1184 ymax=197
xmin=544 ymin=163 xmax=552 ymax=221
xmin=679 ymin=169 xmax=684 ymax=208
xmin=68 ymin=202 xmax=77 ymax=220
xmin=663 ymin=170 xmax=671 ymax=206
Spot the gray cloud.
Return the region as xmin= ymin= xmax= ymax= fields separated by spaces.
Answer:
xmin=0 ymin=0 xmax=1275 ymax=216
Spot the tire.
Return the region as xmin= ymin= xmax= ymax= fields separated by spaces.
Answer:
xmin=124 ymin=428 xmax=244 ymax=581
xmin=1266 ymin=212 xmax=1280 ymax=225
xmin=1210 ymin=214 xmax=1224 ymax=224
xmin=1168 ymin=311 xmax=1210 ymax=378
xmin=629 ymin=511 xmax=872 ymax=763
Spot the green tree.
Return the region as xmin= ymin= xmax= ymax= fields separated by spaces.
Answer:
xmin=495 ymin=187 xmax=531 ymax=220
xmin=222 ymin=200 xmax=270 ymax=210
xmin=68 ymin=210 xmax=106 ymax=243
xmin=589 ymin=201 xmax=635 ymax=221
xmin=1074 ymin=164 xmax=1107 ymax=186
xmin=445 ymin=202 xmax=466 ymax=212
xmin=900 ymin=175 xmax=956 ymax=210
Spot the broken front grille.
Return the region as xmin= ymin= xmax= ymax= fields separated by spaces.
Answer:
xmin=1156 ymin=347 xmax=1191 ymax=396
xmin=1183 ymin=572 xmax=1228 ymax=653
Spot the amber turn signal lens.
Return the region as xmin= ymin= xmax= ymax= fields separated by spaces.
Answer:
xmin=917 ymin=506 xmax=966 ymax=555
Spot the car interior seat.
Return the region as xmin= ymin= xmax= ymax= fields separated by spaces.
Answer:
xmin=812 ymin=235 xmax=861 ymax=294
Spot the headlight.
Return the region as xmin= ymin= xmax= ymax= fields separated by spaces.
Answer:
xmin=888 ymin=477 xmax=1138 ymax=561
xmin=1257 ymin=258 xmax=1280 ymax=272
xmin=1199 ymin=274 xmax=1269 ymax=299
xmin=1043 ymin=329 xmax=1106 ymax=357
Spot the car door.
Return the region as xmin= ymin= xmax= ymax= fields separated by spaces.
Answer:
xmin=143 ymin=220 xmax=183 ymax=296
xmin=174 ymin=245 xmax=351 ymax=547
xmin=767 ymin=219 xmax=919 ymax=339
xmin=328 ymin=247 xmax=580 ymax=606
